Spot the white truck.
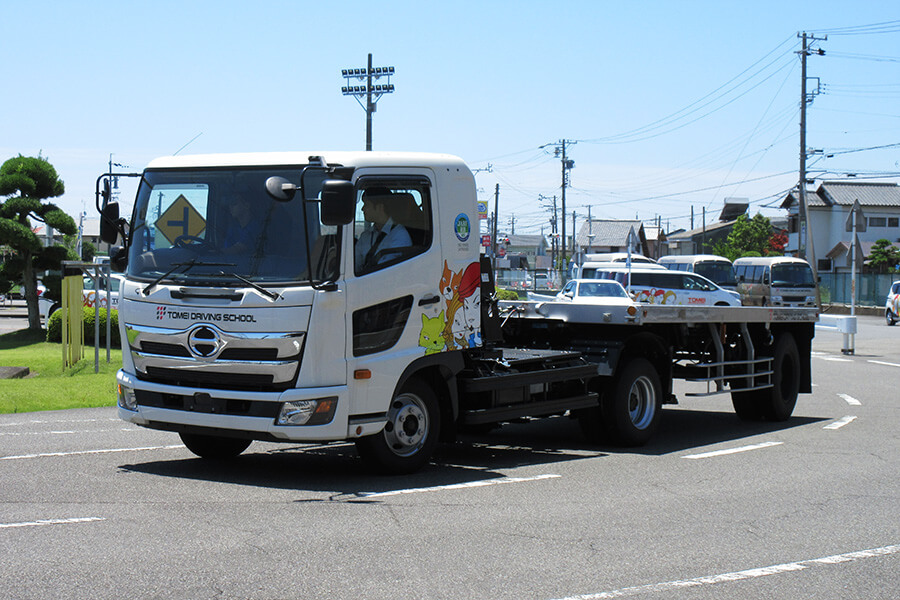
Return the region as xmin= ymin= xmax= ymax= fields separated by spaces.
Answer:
xmin=98 ymin=152 xmax=817 ymax=473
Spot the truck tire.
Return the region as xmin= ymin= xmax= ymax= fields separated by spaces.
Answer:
xmin=601 ymin=358 xmax=661 ymax=446
xmin=355 ymin=377 xmax=440 ymax=474
xmin=179 ymin=432 xmax=251 ymax=459
xmin=731 ymin=333 xmax=800 ymax=422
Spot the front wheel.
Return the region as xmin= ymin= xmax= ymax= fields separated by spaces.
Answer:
xmin=600 ymin=358 xmax=662 ymax=446
xmin=179 ymin=432 xmax=251 ymax=459
xmin=886 ymin=309 xmax=897 ymax=326
xmin=355 ymin=377 xmax=440 ymax=474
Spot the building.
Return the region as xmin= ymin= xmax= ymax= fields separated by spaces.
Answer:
xmin=573 ymin=219 xmax=648 ymax=257
xmin=781 ymin=181 xmax=900 ymax=273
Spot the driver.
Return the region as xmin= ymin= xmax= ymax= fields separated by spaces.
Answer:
xmin=354 ymin=188 xmax=412 ymax=270
xmin=221 ymin=194 xmax=264 ymax=254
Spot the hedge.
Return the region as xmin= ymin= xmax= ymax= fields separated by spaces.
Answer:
xmin=46 ymin=307 xmax=121 ymax=346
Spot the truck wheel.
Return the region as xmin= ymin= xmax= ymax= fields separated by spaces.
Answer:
xmin=179 ymin=432 xmax=251 ymax=459
xmin=602 ymin=358 xmax=661 ymax=446
xmin=355 ymin=377 xmax=440 ymax=474
xmin=731 ymin=333 xmax=799 ymax=422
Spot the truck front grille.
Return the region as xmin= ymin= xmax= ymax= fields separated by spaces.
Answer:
xmin=126 ymin=323 xmax=304 ymax=392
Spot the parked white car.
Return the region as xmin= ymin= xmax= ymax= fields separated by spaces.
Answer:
xmin=537 ymin=279 xmax=640 ymax=323
xmin=886 ymin=280 xmax=900 ymax=326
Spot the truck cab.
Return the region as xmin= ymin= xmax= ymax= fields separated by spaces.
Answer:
xmin=111 ymin=152 xmax=484 ymax=472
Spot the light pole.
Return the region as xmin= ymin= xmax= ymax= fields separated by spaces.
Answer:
xmin=341 ymin=54 xmax=395 ymax=151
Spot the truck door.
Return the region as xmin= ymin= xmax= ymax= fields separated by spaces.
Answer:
xmin=343 ymin=172 xmax=442 ymax=417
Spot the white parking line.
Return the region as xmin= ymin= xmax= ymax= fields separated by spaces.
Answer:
xmin=550 ymin=544 xmax=900 ymax=600
xmin=838 ymin=393 xmax=861 ymax=406
xmin=0 ymin=445 xmax=183 ymax=461
xmin=0 ymin=517 xmax=105 ymax=530
xmin=824 ymin=416 xmax=857 ymax=430
xmin=0 ymin=428 xmax=135 ymax=438
xmin=683 ymin=441 xmax=782 ymax=460
xmin=0 ymin=418 xmax=119 ymax=428
xmin=869 ymin=360 xmax=900 ymax=368
xmin=359 ymin=474 xmax=561 ymax=499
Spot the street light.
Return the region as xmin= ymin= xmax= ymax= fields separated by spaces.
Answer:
xmin=341 ymin=54 xmax=395 ymax=151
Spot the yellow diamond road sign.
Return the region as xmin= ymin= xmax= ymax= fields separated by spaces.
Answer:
xmin=156 ymin=195 xmax=207 ymax=244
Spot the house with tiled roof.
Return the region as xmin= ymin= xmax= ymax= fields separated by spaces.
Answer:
xmin=781 ymin=181 xmax=900 ymax=273
xmin=573 ymin=219 xmax=648 ymax=257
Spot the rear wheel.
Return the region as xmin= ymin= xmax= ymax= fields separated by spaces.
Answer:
xmin=179 ymin=432 xmax=251 ymax=459
xmin=355 ymin=377 xmax=440 ymax=474
xmin=731 ymin=333 xmax=800 ymax=421
xmin=599 ymin=358 xmax=661 ymax=446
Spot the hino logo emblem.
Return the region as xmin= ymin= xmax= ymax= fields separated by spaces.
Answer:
xmin=188 ymin=326 xmax=222 ymax=358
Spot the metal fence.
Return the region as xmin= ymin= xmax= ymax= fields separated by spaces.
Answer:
xmin=819 ymin=273 xmax=898 ymax=306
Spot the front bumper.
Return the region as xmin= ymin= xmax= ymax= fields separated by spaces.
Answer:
xmin=116 ymin=370 xmax=385 ymax=442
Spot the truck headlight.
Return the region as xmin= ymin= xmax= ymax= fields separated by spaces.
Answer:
xmin=276 ymin=398 xmax=337 ymax=426
xmin=117 ymin=384 xmax=137 ymax=411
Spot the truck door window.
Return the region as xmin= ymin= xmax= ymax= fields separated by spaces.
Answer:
xmin=354 ymin=182 xmax=431 ymax=276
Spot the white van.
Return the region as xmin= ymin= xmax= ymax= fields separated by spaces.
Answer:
xmin=601 ymin=268 xmax=741 ymax=306
xmin=576 ymin=254 xmax=661 ymax=279
xmin=733 ymin=257 xmax=816 ymax=307
xmin=658 ymin=254 xmax=737 ymax=291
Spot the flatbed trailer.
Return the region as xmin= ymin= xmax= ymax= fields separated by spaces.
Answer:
xmin=483 ymin=300 xmax=817 ymax=445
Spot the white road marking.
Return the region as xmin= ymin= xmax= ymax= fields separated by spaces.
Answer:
xmin=359 ymin=474 xmax=561 ymax=499
xmin=869 ymin=360 xmax=900 ymax=368
xmin=838 ymin=393 xmax=861 ymax=406
xmin=0 ymin=445 xmax=183 ymax=461
xmin=551 ymin=544 xmax=900 ymax=600
xmin=824 ymin=416 xmax=857 ymax=430
xmin=0 ymin=517 xmax=105 ymax=530
xmin=0 ymin=428 xmax=134 ymax=438
xmin=683 ymin=441 xmax=782 ymax=460
xmin=0 ymin=418 xmax=119 ymax=428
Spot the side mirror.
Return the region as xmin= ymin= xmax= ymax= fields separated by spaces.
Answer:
xmin=320 ymin=180 xmax=355 ymax=226
xmin=265 ymin=176 xmax=297 ymax=202
xmin=100 ymin=202 xmax=120 ymax=244
xmin=110 ymin=246 xmax=127 ymax=273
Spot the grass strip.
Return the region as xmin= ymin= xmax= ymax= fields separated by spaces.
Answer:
xmin=0 ymin=329 xmax=121 ymax=414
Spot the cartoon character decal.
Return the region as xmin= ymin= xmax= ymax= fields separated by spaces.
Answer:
xmin=419 ymin=261 xmax=482 ymax=355
xmin=635 ymin=288 xmax=678 ymax=304
xmin=418 ymin=311 xmax=446 ymax=354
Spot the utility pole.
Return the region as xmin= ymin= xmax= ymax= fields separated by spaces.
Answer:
xmin=492 ymin=184 xmax=500 ymax=258
xmin=798 ymin=32 xmax=825 ymax=262
xmin=341 ymin=54 xmax=395 ymax=151
xmin=541 ymin=140 xmax=576 ymax=279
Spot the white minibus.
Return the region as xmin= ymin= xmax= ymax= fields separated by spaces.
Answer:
xmin=733 ymin=256 xmax=817 ymax=307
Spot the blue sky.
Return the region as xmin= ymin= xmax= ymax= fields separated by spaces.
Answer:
xmin=3 ymin=1 xmax=899 ymax=236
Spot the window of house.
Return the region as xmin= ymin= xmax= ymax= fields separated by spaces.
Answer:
xmin=889 ymin=217 xmax=899 ymax=228
xmin=868 ymin=217 xmax=887 ymax=227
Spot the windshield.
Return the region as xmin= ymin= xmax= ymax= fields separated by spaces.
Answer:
xmin=126 ymin=167 xmax=339 ymax=285
xmin=694 ymin=261 xmax=736 ymax=287
xmin=771 ymin=263 xmax=816 ymax=288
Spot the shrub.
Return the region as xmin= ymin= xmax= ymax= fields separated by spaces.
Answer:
xmin=495 ymin=289 xmax=520 ymax=300
xmin=47 ymin=307 xmax=120 ymax=346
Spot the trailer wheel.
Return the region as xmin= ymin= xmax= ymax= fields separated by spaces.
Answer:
xmin=355 ymin=377 xmax=440 ymax=474
xmin=731 ymin=333 xmax=800 ymax=422
xmin=179 ymin=432 xmax=251 ymax=459
xmin=602 ymin=358 xmax=661 ymax=446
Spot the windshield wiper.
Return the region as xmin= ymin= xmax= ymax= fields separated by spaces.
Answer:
xmin=141 ymin=260 xmax=236 ymax=295
xmin=220 ymin=272 xmax=282 ymax=302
